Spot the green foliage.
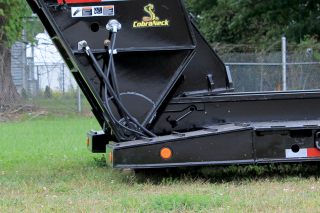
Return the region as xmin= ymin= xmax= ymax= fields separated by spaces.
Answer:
xmin=298 ymin=34 xmax=320 ymax=60
xmin=0 ymin=0 xmax=43 ymax=47
xmin=186 ymin=0 xmax=320 ymax=44
xmin=93 ymin=155 xmax=107 ymax=167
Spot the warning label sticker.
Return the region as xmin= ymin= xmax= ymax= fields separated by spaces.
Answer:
xmin=71 ymin=5 xmax=114 ymax=18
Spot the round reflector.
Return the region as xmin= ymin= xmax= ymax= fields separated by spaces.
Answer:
xmin=160 ymin=147 xmax=172 ymax=159
xmin=87 ymin=137 xmax=90 ymax=146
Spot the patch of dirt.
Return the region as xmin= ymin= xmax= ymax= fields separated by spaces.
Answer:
xmin=0 ymin=104 xmax=94 ymax=123
xmin=0 ymin=104 xmax=48 ymax=123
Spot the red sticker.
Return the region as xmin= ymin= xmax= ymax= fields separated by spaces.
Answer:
xmin=307 ymin=148 xmax=320 ymax=157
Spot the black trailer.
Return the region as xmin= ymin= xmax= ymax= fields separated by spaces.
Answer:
xmin=26 ymin=0 xmax=320 ymax=169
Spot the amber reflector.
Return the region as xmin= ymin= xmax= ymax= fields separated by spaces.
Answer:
xmin=110 ymin=152 xmax=113 ymax=163
xmin=160 ymin=147 xmax=172 ymax=159
xmin=87 ymin=137 xmax=90 ymax=146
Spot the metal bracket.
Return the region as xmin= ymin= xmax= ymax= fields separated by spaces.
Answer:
xmin=141 ymin=136 xmax=153 ymax=142
xmin=207 ymin=74 xmax=215 ymax=91
xmin=166 ymin=107 xmax=195 ymax=128
xmin=204 ymin=128 xmax=218 ymax=133
xmin=171 ymin=131 xmax=185 ymax=137
xmin=234 ymin=122 xmax=251 ymax=127
xmin=226 ymin=66 xmax=233 ymax=89
xmin=109 ymin=49 xmax=118 ymax=54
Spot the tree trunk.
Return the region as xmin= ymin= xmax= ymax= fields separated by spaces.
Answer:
xmin=0 ymin=8 xmax=22 ymax=105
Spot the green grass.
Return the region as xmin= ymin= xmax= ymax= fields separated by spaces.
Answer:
xmin=24 ymin=98 xmax=92 ymax=114
xmin=2 ymin=116 xmax=320 ymax=212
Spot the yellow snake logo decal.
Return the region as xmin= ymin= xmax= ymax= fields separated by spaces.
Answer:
xmin=142 ymin=4 xmax=159 ymax=22
xmin=133 ymin=4 xmax=169 ymax=28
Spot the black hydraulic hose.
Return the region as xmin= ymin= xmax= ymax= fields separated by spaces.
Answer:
xmin=105 ymin=36 xmax=140 ymax=139
xmin=107 ymin=33 xmax=121 ymax=100
xmin=104 ymin=88 xmax=142 ymax=139
xmin=104 ymin=87 xmax=146 ymax=137
xmin=104 ymin=89 xmax=148 ymax=137
xmin=82 ymin=42 xmax=157 ymax=138
xmin=102 ymin=62 xmax=146 ymax=138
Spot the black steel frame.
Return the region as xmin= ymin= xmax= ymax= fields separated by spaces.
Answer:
xmin=25 ymin=0 xmax=320 ymax=169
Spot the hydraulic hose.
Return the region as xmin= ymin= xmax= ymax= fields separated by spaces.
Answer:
xmin=104 ymin=90 xmax=148 ymax=137
xmin=106 ymin=33 xmax=121 ymax=100
xmin=81 ymin=41 xmax=157 ymax=138
xmin=104 ymin=35 xmax=140 ymax=139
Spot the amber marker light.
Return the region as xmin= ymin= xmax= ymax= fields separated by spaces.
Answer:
xmin=87 ymin=137 xmax=90 ymax=146
xmin=160 ymin=147 xmax=172 ymax=160
xmin=110 ymin=152 xmax=113 ymax=163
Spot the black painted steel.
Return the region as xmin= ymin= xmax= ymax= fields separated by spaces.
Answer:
xmin=107 ymin=121 xmax=320 ymax=169
xmin=25 ymin=0 xmax=320 ymax=168
xmin=28 ymin=0 xmax=200 ymax=141
xmin=153 ymin=90 xmax=320 ymax=134
xmin=106 ymin=124 xmax=254 ymax=168
xmin=172 ymin=21 xmax=234 ymax=97
xmin=87 ymin=130 xmax=111 ymax=153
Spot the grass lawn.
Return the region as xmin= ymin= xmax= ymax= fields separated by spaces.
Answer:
xmin=1 ymin=116 xmax=320 ymax=212
xmin=25 ymin=98 xmax=92 ymax=114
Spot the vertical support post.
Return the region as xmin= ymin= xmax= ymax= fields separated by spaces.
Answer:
xmin=78 ymin=86 xmax=81 ymax=112
xmin=31 ymin=29 xmax=34 ymax=80
xmin=37 ymin=65 xmax=39 ymax=97
xmin=31 ymin=31 xmax=34 ymax=97
xmin=260 ymin=66 xmax=264 ymax=91
xmin=259 ymin=56 xmax=264 ymax=91
xmin=282 ymin=37 xmax=287 ymax=91
xmin=22 ymin=29 xmax=26 ymax=91
xmin=62 ymin=65 xmax=65 ymax=99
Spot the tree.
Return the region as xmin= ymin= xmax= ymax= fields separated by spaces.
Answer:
xmin=0 ymin=0 xmax=40 ymax=105
xmin=186 ymin=0 xmax=320 ymax=44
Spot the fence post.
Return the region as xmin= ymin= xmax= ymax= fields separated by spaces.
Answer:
xmin=78 ymin=86 xmax=81 ymax=112
xmin=259 ymin=56 xmax=264 ymax=91
xmin=62 ymin=65 xmax=65 ymax=99
xmin=282 ymin=37 xmax=287 ymax=91
xmin=37 ymin=65 xmax=39 ymax=97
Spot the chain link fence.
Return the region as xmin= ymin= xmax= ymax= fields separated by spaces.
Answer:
xmin=4 ymin=37 xmax=320 ymax=114
xmin=29 ymin=63 xmax=77 ymax=99
xmin=21 ymin=62 xmax=87 ymax=113
xmin=219 ymin=52 xmax=320 ymax=92
xmin=2 ymin=35 xmax=91 ymax=114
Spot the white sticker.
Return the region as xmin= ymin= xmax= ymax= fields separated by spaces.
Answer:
xmin=285 ymin=148 xmax=308 ymax=158
xmin=71 ymin=5 xmax=114 ymax=18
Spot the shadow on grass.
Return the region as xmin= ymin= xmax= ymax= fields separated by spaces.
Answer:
xmin=93 ymin=154 xmax=320 ymax=184
xmin=133 ymin=162 xmax=320 ymax=184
